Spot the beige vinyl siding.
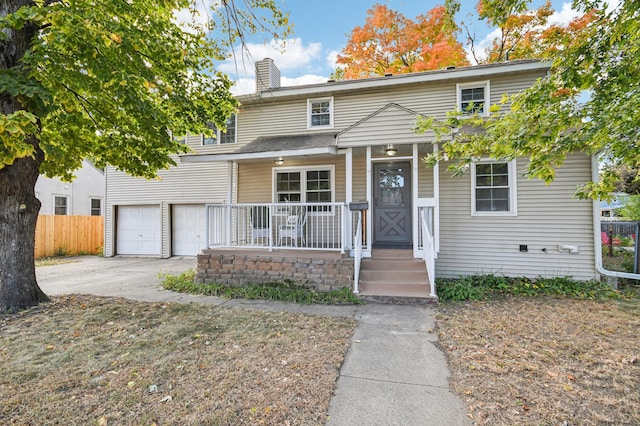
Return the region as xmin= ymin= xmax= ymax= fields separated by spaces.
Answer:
xmin=235 ymin=70 xmax=548 ymax=151
xmin=105 ymin=161 xmax=232 ymax=257
xmin=436 ymin=153 xmax=596 ymax=280
xmin=418 ymin=144 xmax=435 ymax=198
xmin=338 ymin=104 xmax=426 ymax=147
xmin=352 ymin=148 xmax=367 ymax=202
xmin=237 ymin=156 xmax=346 ymax=203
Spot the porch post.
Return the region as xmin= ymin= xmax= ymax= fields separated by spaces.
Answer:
xmin=345 ymin=148 xmax=353 ymax=252
xmin=412 ymin=144 xmax=419 ymax=258
xmin=433 ymin=143 xmax=440 ymax=253
xmin=226 ymin=161 xmax=233 ymax=246
xmin=366 ymin=146 xmax=372 ymax=251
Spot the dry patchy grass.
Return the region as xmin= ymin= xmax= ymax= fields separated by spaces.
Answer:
xmin=0 ymin=295 xmax=356 ymax=425
xmin=438 ymin=297 xmax=640 ymax=425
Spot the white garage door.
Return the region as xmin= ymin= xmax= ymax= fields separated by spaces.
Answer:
xmin=117 ymin=205 xmax=161 ymax=255
xmin=172 ymin=204 xmax=207 ymax=256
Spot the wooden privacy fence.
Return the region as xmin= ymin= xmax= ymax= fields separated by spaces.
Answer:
xmin=35 ymin=215 xmax=104 ymax=259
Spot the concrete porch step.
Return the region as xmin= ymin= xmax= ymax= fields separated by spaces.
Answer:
xmin=358 ymin=248 xmax=433 ymax=303
xmin=357 ymin=282 xmax=435 ymax=304
xmin=359 ymin=269 xmax=427 ymax=282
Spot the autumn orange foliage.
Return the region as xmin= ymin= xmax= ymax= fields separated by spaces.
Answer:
xmin=336 ymin=4 xmax=469 ymax=79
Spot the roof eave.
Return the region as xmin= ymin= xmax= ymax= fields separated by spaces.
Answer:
xmin=180 ymin=146 xmax=338 ymax=163
xmin=237 ymin=60 xmax=550 ymax=103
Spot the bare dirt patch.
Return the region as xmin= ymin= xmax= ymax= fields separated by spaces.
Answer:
xmin=0 ymin=295 xmax=356 ymax=425
xmin=437 ymin=297 xmax=640 ymax=425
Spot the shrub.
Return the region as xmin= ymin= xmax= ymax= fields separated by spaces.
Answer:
xmin=160 ymin=271 xmax=363 ymax=305
xmin=437 ymin=275 xmax=627 ymax=302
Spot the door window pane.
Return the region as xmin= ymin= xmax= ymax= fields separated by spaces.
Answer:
xmin=379 ymin=168 xmax=405 ymax=206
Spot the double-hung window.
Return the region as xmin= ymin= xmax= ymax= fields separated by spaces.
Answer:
xmin=203 ymin=114 xmax=237 ymax=145
xmin=457 ymin=81 xmax=489 ymax=116
xmin=90 ymin=198 xmax=102 ymax=216
xmin=54 ymin=196 xmax=68 ymax=215
xmin=274 ymin=166 xmax=334 ymax=212
xmin=307 ymin=98 xmax=333 ymax=129
xmin=471 ymin=160 xmax=517 ymax=215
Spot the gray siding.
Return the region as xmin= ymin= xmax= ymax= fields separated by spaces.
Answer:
xmin=436 ymin=153 xmax=596 ymax=280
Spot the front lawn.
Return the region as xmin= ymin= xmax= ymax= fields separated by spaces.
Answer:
xmin=438 ymin=297 xmax=640 ymax=425
xmin=0 ymin=295 xmax=356 ymax=425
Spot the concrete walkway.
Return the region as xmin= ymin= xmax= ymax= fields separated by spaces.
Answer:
xmin=36 ymin=256 xmax=470 ymax=426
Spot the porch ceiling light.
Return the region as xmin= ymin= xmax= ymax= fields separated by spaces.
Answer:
xmin=274 ymin=157 xmax=284 ymax=166
xmin=385 ymin=144 xmax=397 ymax=156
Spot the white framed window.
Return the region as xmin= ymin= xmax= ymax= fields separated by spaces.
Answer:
xmin=90 ymin=198 xmax=102 ymax=216
xmin=203 ymin=114 xmax=237 ymax=145
xmin=54 ymin=196 xmax=68 ymax=215
xmin=170 ymin=130 xmax=186 ymax=144
xmin=457 ymin=81 xmax=490 ymax=116
xmin=307 ymin=97 xmax=333 ymax=129
xmin=471 ymin=159 xmax=517 ymax=216
xmin=273 ymin=165 xmax=335 ymax=213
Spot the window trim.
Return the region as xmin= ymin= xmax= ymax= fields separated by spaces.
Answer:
xmin=272 ymin=165 xmax=336 ymax=215
xmin=90 ymin=198 xmax=102 ymax=216
xmin=307 ymin=97 xmax=334 ymax=129
xmin=54 ymin=195 xmax=68 ymax=215
xmin=456 ymin=80 xmax=490 ymax=117
xmin=470 ymin=159 xmax=517 ymax=216
xmin=202 ymin=113 xmax=237 ymax=145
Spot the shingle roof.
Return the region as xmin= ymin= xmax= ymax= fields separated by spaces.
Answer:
xmin=233 ymin=132 xmax=337 ymax=154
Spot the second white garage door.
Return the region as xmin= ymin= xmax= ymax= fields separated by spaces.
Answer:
xmin=172 ymin=204 xmax=207 ymax=256
xmin=117 ymin=205 xmax=161 ymax=255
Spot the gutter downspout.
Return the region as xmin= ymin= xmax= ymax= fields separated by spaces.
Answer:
xmin=591 ymin=155 xmax=640 ymax=284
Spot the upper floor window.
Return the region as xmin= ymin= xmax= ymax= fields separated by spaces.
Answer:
xmin=54 ymin=196 xmax=68 ymax=215
xmin=471 ymin=160 xmax=517 ymax=216
xmin=307 ymin=98 xmax=333 ymax=129
xmin=457 ymin=81 xmax=489 ymax=116
xmin=203 ymin=114 xmax=237 ymax=145
xmin=90 ymin=198 xmax=102 ymax=216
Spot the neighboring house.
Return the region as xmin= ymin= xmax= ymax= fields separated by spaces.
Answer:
xmin=104 ymin=58 xmax=598 ymax=298
xmin=36 ymin=159 xmax=105 ymax=216
xmin=600 ymin=193 xmax=627 ymax=221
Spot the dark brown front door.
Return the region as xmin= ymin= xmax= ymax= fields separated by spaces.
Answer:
xmin=373 ymin=162 xmax=412 ymax=247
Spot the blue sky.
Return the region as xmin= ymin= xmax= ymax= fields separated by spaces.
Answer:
xmin=194 ymin=0 xmax=603 ymax=94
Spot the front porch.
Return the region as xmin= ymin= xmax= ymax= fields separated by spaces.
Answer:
xmin=198 ymin=201 xmax=437 ymax=300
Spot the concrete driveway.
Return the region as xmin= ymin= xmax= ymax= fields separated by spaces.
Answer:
xmin=36 ymin=256 xmax=198 ymax=303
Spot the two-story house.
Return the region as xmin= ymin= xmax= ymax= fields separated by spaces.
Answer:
xmin=104 ymin=58 xmax=598 ymax=299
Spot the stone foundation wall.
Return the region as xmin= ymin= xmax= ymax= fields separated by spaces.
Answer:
xmin=196 ymin=250 xmax=354 ymax=292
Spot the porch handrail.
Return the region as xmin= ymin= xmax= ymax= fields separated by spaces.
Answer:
xmin=205 ymin=202 xmax=347 ymax=252
xmin=420 ymin=208 xmax=437 ymax=297
xmin=353 ymin=211 xmax=363 ymax=294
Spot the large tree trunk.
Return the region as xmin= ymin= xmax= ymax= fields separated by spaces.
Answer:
xmin=1 ymin=0 xmax=50 ymax=312
xmin=0 ymin=152 xmax=49 ymax=312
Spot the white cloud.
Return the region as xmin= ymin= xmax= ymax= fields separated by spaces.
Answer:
xmin=468 ymin=28 xmax=501 ymax=63
xmin=282 ymin=75 xmax=328 ymax=87
xmin=230 ymin=74 xmax=329 ymax=96
xmin=326 ymin=50 xmax=341 ymax=70
xmin=548 ymin=2 xmax=580 ymax=26
xmin=230 ymin=78 xmax=256 ymax=96
xmin=173 ymin=0 xmax=217 ymax=34
xmin=219 ymin=38 xmax=323 ymax=77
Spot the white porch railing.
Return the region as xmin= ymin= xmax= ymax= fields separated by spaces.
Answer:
xmin=352 ymin=210 xmax=363 ymax=294
xmin=206 ymin=203 xmax=348 ymax=253
xmin=419 ymin=206 xmax=437 ymax=297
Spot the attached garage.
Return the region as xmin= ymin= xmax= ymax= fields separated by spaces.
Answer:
xmin=116 ymin=205 xmax=161 ymax=255
xmin=172 ymin=204 xmax=207 ymax=256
